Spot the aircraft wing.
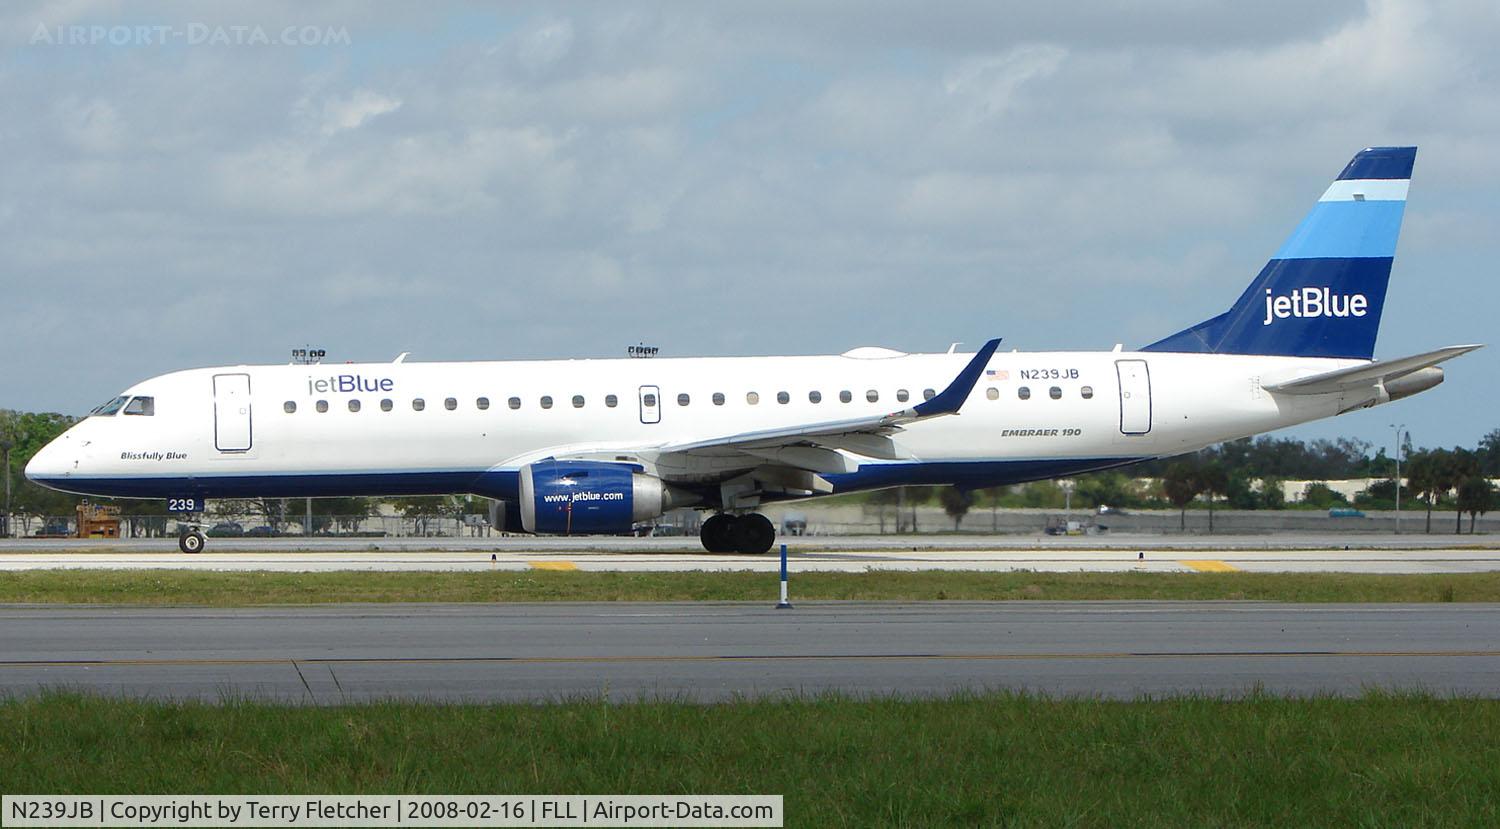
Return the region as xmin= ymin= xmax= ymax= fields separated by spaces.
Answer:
xmin=1261 ymin=344 xmax=1482 ymax=395
xmin=652 ymin=338 xmax=1002 ymax=459
xmin=495 ymin=338 xmax=1002 ymax=484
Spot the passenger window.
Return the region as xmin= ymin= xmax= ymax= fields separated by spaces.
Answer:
xmin=123 ymin=396 xmax=155 ymax=416
xmin=541 ymin=396 xmax=554 ymax=409
xmin=923 ymin=388 xmax=936 ymax=401
xmin=776 ymin=391 xmax=790 ymax=404
xmin=712 ymin=393 xmax=725 ymax=406
xmin=1050 ymin=386 xmax=1062 ymax=400
xmin=839 ymin=390 xmax=852 ymax=403
xmin=413 ymin=398 xmax=426 ymax=411
xmin=477 ymin=397 xmax=490 ymax=410
xmin=316 ymin=400 xmax=328 ymax=413
xmin=1018 ymin=387 xmax=1031 ymax=400
xmin=380 ymin=399 xmax=393 ymax=412
xmin=573 ymin=395 xmax=586 ymax=408
xmin=284 ymin=401 xmax=296 ymax=414
xmin=444 ymin=398 xmax=457 ymax=411
xmin=508 ymin=397 xmax=521 ymax=410
xmin=747 ymin=392 xmax=760 ymax=405
xmin=866 ymin=390 xmax=879 ymax=403
xmin=986 ymin=387 xmax=999 ymax=401
xmin=1081 ymin=386 xmax=1094 ymax=399
xmin=348 ymin=400 xmax=361 ymax=412
xmin=897 ymin=389 xmax=909 ymax=403
xmin=606 ymin=394 xmax=618 ymax=408
xmin=809 ymin=391 xmax=822 ymax=404
xmin=638 ymin=394 xmax=651 ymax=408
xmin=677 ymin=393 xmax=690 ymax=407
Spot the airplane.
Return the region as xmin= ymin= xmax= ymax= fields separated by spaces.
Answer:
xmin=26 ymin=146 xmax=1480 ymax=554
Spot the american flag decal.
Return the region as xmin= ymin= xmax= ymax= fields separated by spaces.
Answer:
xmin=986 ymin=369 xmax=1008 ymax=380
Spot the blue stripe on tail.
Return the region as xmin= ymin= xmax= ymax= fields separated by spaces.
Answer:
xmin=1144 ymin=146 xmax=1415 ymax=360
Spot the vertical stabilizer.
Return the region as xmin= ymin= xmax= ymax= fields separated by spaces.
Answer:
xmin=1143 ymin=146 xmax=1414 ymax=359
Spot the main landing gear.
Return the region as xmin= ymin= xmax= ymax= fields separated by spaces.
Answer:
xmin=700 ymin=512 xmax=776 ymax=554
xmin=178 ymin=525 xmax=206 ymax=554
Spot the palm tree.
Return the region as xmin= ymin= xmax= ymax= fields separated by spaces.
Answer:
xmin=1162 ymin=462 xmax=1203 ymax=532
xmin=1458 ymin=476 xmax=1494 ymax=534
xmin=939 ymin=486 xmax=974 ymax=532
xmin=1404 ymin=451 xmax=1439 ymax=534
xmin=1197 ymin=462 xmax=1229 ymax=534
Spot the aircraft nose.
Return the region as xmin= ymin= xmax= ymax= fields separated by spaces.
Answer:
xmin=24 ymin=434 xmax=73 ymax=483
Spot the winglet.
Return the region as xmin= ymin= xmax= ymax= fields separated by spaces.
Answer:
xmin=910 ymin=338 xmax=1002 ymax=418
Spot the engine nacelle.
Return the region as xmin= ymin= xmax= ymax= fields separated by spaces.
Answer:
xmin=518 ymin=460 xmax=697 ymax=535
xmin=1385 ymin=367 xmax=1444 ymax=402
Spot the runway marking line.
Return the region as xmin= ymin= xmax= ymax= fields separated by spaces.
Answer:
xmin=528 ymin=561 xmax=579 ymax=571
xmin=1181 ymin=560 xmax=1240 ymax=572
xmin=6 ymin=649 xmax=1500 ymax=668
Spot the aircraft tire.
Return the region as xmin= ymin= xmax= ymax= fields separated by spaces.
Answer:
xmin=179 ymin=531 xmax=206 ymax=554
xmin=732 ymin=513 xmax=776 ymax=554
xmin=700 ymin=513 xmax=736 ymax=553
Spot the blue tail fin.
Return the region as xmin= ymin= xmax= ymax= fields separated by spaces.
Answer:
xmin=1143 ymin=146 xmax=1414 ymax=360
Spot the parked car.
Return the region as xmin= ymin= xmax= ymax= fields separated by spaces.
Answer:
xmin=206 ymin=522 xmax=244 ymax=537
xmin=244 ymin=525 xmax=276 ymax=538
xmin=38 ymin=520 xmax=71 ymax=537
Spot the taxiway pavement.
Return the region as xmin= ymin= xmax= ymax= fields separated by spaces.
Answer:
xmin=2 ymin=602 xmax=1498 ymax=702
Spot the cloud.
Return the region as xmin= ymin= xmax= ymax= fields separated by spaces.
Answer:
xmin=315 ymin=88 xmax=402 ymax=135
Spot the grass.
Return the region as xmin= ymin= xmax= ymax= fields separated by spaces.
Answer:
xmin=1 ymin=569 xmax=1499 ymax=605
xmin=3 ymin=691 xmax=1498 ymax=826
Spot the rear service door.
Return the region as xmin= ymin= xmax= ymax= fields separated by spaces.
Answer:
xmin=1115 ymin=360 xmax=1151 ymax=435
xmin=638 ymin=385 xmax=661 ymax=424
xmin=213 ymin=373 xmax=253 ymax=451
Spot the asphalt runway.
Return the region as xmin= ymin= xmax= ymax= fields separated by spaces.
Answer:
xmin=3 ymin=602 xmax=1499 ymax=702
xmin=2 ymin=533 xmax=1500 ymax=573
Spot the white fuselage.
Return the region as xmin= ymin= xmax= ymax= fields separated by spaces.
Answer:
xmin=27 ymin=347 xmax=1369 ymax=506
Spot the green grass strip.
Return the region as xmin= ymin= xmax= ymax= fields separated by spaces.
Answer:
xmin=0 ymin=569 xmax=1498 ymax=605
xmin=3 ymin=691 xmax=1498 ymax=826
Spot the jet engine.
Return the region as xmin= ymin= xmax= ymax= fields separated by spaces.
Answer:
xmin=518 ymin=460 xmax=698 ymax=534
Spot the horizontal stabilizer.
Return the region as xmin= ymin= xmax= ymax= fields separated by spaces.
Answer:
xmin=1262 ymin=344 xmax=1482 ymax=395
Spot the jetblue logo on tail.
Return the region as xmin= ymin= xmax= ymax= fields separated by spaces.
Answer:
xmin=1261 ymin=287 xmax=1369 ymax=326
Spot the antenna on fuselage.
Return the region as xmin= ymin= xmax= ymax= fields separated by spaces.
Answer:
xmin=290 ymin=346 xmax=326 ymax=365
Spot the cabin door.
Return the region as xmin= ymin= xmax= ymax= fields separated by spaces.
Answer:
xmin=213 ymin=373 xmax=253 ymax=452
xmin=1115 ymin=360 xmax=1152 ymax=435
xmin=638 ymin=385 xmax=661 ymax=424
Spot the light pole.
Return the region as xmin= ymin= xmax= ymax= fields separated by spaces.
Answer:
xmin=1390 ymin=423 xmax=1406 ymax=535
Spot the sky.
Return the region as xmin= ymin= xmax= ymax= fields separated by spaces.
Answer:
xmin=2 ymin=0 xmax=1497 ymax=455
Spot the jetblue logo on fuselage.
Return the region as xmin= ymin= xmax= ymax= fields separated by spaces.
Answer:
xmin=307 ymin=374 xmax=394 ymax=394
xmin=1262 ymin=287 xmax=1368 ymax=326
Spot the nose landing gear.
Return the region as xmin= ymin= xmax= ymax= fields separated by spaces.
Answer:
xmin=699 ymin=512 xmax=776 ymax=554
xmin=178 ymin=527 xmax=206 ymax=554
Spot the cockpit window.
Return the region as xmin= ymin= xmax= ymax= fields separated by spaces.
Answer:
xmin=122 ymin=396 xmax=155 ymax=416
xmin=90 ymin=396 xmax=129 ymax=417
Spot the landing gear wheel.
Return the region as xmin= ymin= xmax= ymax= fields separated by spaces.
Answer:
xmin=179 ymin=530 xmax=206 ymax=554
xmin=731 ymin=513 xmax=776 ymax=554
xmin=700 ymin=513 xmax=736 ymax=553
